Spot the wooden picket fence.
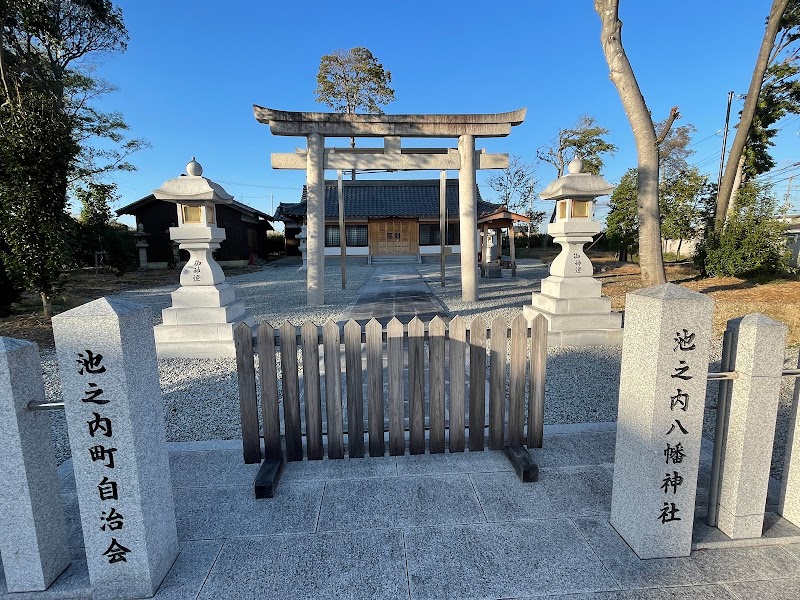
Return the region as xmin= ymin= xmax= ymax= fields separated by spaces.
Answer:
xmin=234 ymin=314 xmax=548 ymax=464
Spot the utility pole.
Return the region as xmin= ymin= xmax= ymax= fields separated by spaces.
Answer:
xmin=786 ymin=176 xmax=794 ymax=208
xmin=716 ymin=91 xmax=735 ymax=198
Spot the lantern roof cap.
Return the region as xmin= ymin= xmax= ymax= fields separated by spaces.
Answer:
xmin=539 ymin=157 xmax=614 ymax=201
xmin=152 ymin=157 xmax=234 ymax=203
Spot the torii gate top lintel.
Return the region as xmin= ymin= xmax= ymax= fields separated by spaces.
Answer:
xmin=253 ymin=105 xmax=526 ymax=138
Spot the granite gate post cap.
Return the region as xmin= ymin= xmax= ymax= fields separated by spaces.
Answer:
xmin=726 ymin=312 xmax=788 ymax=378
xmin=51 ymin=296 xmax=148 ymax=321
xmin=152 ymin=158 xmax=233 ymax=204
xmin=629 ymin=282 xmax=714 ymax=305
xmin=539 ymin=157 xmax=614 ymax=201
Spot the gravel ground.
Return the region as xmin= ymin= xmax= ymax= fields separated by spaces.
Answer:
xmin=40 ymin=259 xmax=799 ymax=482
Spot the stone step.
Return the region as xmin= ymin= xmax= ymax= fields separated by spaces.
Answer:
xmin=153 ymin=316 xmax=256 ymax=344
xmin=547 ymin=328 xmax=625 ymax=348
xmin=161 ymin=302 xmax=246 ymax=326
xmin=370 ymin=254 xmax=421 ymax=265
xmin=523 ymin=306 xmax=622 ymax=331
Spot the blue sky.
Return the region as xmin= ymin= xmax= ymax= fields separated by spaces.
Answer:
xmin=91 ymin=1 xmax=800 ymax=228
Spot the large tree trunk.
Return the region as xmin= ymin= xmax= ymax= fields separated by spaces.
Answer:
xmin=715 ymin=0 xmax=789 ymax=229
xmin=726 ymin=155 xmax=747 ymax=220
xmin=40 ymin=292 xmax=52 ymax=319
xmin=596 ymin=0 xmax=666 ymax=286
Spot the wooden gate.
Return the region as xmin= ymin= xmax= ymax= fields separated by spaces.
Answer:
xmin=235 ymin=314 xmax=547 ymax=472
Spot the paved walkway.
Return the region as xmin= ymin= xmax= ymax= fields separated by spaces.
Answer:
xmin=337 ymin=265 xmax=448 ymax=325
xmin=5 ymin=423 xmax=800 ymax=600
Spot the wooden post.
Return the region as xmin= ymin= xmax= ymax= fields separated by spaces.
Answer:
xmin=234 ymin=323 xmax=261 ymax=464
xmin=449 ymin=316 xmax=466 ymax=452
xmin=440 ymin=170 xmax=446 ymax=288
xmin=366 ymin=319 xmax=385 ymax=457
xmin=408 ymin=317 xmax=425 ymax=455
xmin=280 ymin=321 xmax=302 ymax=461
xmin=323 ymin=321 xmax=344 ymax=459
xmin=257 ymin=323 xmax=281 ymax=460
xmin=469 ymin=316 xmax=487 ymax=451
xmin=508 ymin=314 xmax=527 ymax=445
xmin=345 ymin=319 xmax=365 ymax=458
xmin=509 ymin=224 xmax=517 ymax=277
xmin=429 ymin=316 xmax=446 ymax=453
xmin=527 ymin=314 xmax=547 ymax=449
xmin=388 ymin=318 xmax=405 ymax=456
xmin=489 ymin=317 xmax=506 ymax=450
xmin=302 ymin=321 xmax=323 ymax=460
xmin=338 ymin=169 xmax=346 ymax=290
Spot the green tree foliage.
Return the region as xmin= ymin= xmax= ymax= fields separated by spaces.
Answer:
xmin=0 ymin=0 xmax=133 ymax=315
xmin=537 ymin=115 xmax=617 ymax=178
xmin=486 ymin=156 xmax=547 ymax=247
xmin=745 ymin=1 xmax=800 ymax=178
xmin=315 ymin=47 xmax=395 ymax=115
xmin=0 ymin=92 xmax=78 ymax=316
xmin=659 ymin=168 xmax=712 ymax=259
xmin=605 ymin=169 xmax=639 ymax=261
xmin=70 ymin=182 xmax=135 ymax=274
xmin=698 ymin=181 xmax=791 ymax=276
xmin=656 ymin=119 xmax=696 ymax=180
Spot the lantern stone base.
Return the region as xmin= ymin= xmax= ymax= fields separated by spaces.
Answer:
xmin=153 ymin=283 xmax=255 ymax=358
xmin=523 ymin=275 xmax=623 ymax=348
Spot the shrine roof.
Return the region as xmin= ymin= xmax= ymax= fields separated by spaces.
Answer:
xmin=274 ymin=179 xmax=499 ymax=221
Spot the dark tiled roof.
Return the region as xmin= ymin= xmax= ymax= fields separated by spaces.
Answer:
xmin=275 ymin=179 xmax=499 ymax=220
xmin=117 ymin=194 xmax=273 ymax=220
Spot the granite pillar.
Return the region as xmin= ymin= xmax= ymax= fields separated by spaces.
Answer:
xmin=458 ymin=134 xmax=477 ymax=302
xmin=52 ymin=298 xmax=178 ymax=600
xmin=306 ymin=132 xmax=325 ymax=306
xmin=717 ymin=314 xmax=787 ymax=539
xmin=780 ymin=353 xmax=800 ymax=527
xmin=0 ymin=338 xmax=70 ymax=592
xmin=610 ymin=284 xmax=713 ymax=558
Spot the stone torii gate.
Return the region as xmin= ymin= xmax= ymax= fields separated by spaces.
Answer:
xmin=253 ymin=106 xmax=526 ymax=306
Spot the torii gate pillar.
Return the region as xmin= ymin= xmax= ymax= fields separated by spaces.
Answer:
xmin=459 ymin=134 xmax=478 ymax=302
xmin=306 ymin=132 xmax=325 ymax=306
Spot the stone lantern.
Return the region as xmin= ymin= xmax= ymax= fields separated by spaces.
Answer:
xmin=297 ymin=223 xmax=308 ymax=272
xmin=134 ymin=224 xmax=149 ymax=271
xmin=523 ymin=157 xmax=623 ymax=346
xmin=151 ymin=158 xmax=255 ymax=358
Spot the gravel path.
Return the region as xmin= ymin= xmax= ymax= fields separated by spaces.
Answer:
xmin=39 ymin=260 xmax=799 ymax=482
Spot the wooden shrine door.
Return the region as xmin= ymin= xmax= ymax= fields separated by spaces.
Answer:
xmin=369 ymin=219 xmax=418 ymax=255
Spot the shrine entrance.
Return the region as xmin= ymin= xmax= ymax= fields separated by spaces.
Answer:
xmin=253 ymin=106 xmax=526 ymax=305
xmin=369 ymin=219 xmax=418 ymax=255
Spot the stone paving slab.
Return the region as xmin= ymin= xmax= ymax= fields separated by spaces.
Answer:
xmin=174 ymin=482 xmax=323 ymax=541
xmin=280 ymin=455 xmax=398 ymax=482
xmin=549 ymin=586 xmax=739 ymax=599
xmin=472 ymin=466 xmax=613 ymax=521
xmin=317 ymin=474 xmax=485 ymax=531
xmin=196 ymin=530 xmax=408 ymax=600
xmin=404 ymin=520 xmax=620 ymax=599
xmin=337 ymin=266 xmax=447 ymax=325
xmin=573 ymin=516 xmax=800 ymax=589
xmin=394 ymin=448 xmax=512 ymax=476
xmin=723 ymin=578 xmax=800 ymax=599
xmin=169 ymin=449 xmax=262 ymax=488
xmin=149 ymin=540 xmax=222 ymax=600
xmin=529 ymin=430 xmax=616 ymax=468
xmin=9 ymin=427 xmax=800 ymax=599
